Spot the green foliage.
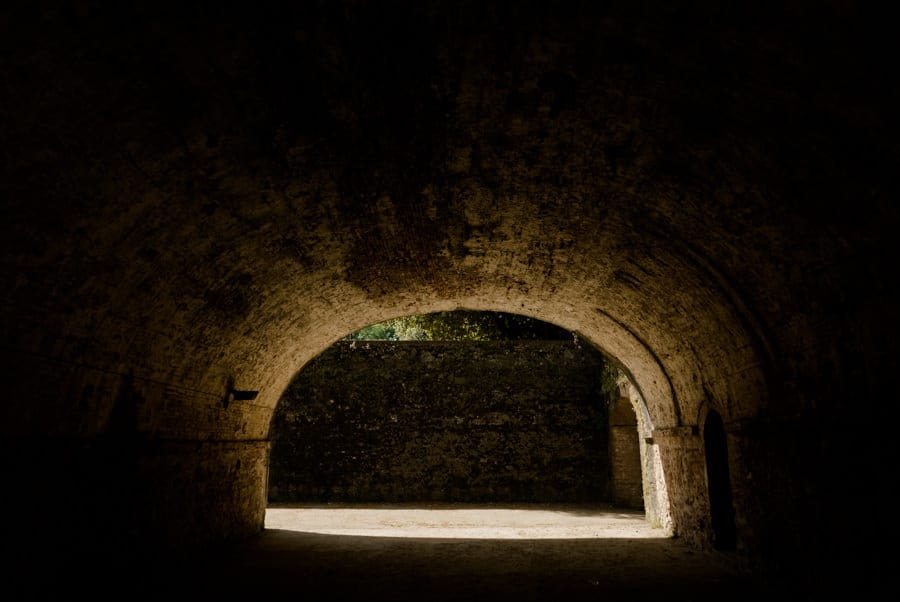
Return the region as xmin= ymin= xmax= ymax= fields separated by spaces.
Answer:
xmin=345 ymin=310 xmax=577 ymax=341
xmin=345 ymin=321 xmax=402 ymax=341
xmin=599 ymin=360 xmax=621 ymax=403
xmin=585 ymin=357 xmax=619 ymax=427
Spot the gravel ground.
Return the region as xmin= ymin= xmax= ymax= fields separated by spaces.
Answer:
xmin=264 ymin=503 xmax=662 ymax=539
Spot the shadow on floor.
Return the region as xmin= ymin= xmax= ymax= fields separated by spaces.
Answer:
xmin=167 ymin=528 xmax=761 ymax=601
xmin=9 ymin=506 xmax=765 ymax=601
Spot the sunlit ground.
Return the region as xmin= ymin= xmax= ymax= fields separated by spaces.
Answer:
xmin=264 ymin=504 xmax=664 ymax=539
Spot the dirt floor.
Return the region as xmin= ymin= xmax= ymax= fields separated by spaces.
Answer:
xmin=157 ymin=504 xmax=766 ymax=601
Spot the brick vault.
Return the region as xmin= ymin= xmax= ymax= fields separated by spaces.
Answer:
xmin=1 ymin=1 xmax=897 ymax=597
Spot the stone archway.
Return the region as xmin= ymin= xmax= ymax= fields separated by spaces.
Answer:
xmin=267 ymin=335 xmax=616 ymax=505
xmin=2 ymin=1 xmax=896 ymax=596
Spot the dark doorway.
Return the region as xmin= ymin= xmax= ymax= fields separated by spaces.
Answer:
xmin=704 ymin=410 xmax=736 ymax=550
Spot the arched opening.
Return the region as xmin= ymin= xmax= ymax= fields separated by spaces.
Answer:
xmin=265 ymin=310 xmax=661 ymax=539
xmin=704 ymin=410 xmax=737 ymax=551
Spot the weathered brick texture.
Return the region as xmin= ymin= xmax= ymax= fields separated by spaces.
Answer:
xmin=269 ymin=340 xmax=611 ymax=503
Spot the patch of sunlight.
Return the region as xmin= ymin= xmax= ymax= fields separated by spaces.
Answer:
xmin=264 ymin=505 xmax=665 ymax=539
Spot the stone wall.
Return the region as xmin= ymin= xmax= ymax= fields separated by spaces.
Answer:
xmin=609 ymin=395 xmax=644 ymax=509
xmin=268 ymin=340 xmax=610 ymax=503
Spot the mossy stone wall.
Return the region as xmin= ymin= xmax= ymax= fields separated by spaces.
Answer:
xmin=268 ymin=340 xmax=610 ymax=503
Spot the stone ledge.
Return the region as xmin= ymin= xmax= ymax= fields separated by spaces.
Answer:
xmin=650 ymin=426 xmax=701 ymax=449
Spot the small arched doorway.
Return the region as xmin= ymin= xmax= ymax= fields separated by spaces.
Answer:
xmin=704 ymin=410 xmax=736 ymax=550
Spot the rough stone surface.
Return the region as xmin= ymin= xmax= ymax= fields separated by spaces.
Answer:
xmin=1 ymin=1 xmax=897 ymax=597
xmin=609 ymin=395 xmax=644 ymax=509
xmin=268 ymin=340 xmax=610 ymax=503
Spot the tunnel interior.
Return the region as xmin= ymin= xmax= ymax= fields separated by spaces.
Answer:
xmin=2 ymin=0 xmax=897 ymax=598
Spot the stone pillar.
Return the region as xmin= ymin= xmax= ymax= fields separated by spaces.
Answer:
xmin=133 ymin=439 xmax=270 ymax=549
xmin=651 ymin=425 xmax=708 ymax=548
